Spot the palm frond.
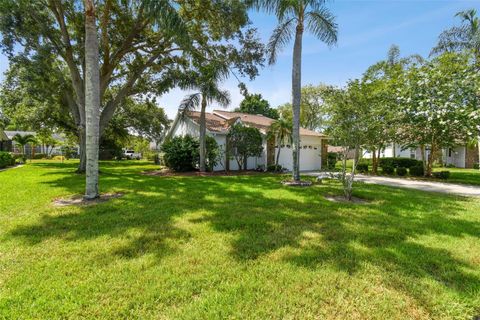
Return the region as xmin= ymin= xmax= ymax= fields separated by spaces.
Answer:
xmin=267 ymin=18 xmax=295 ymax=65
xmin=143 ymin=0 xmax=190 ymax=45
xmin=179 ymin=93 xmax=202 ymax=116
xmin=305 ymin=8 xmax=338 ymax=46
xmin=431 ymin=26 xmax=470 ymax=56
xmin=211 ymin=89 xmax=231 ymax=108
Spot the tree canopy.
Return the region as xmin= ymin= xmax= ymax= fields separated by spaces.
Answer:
xmin=235 ymin=93 xmax=279 ymax=119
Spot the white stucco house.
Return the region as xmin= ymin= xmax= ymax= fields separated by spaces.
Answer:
xmin=165 ymin=109 xmax=328 ymax=171
xmin=363 ymin=143 xmax=479 ymax=168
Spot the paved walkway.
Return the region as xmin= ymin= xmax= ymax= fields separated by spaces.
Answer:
xmin=304 ymin=172 xmax=480 ymax=197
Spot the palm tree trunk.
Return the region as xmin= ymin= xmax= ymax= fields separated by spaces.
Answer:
xmin=199 ymin=95 xmax=207 ymax=172
xmin=291 ymin=24 xmax=303 ymax=182
xmin=84 ymin=0 xmax=100 ymax=199
xmin=275 ymin=136 xmax=281 ymax=171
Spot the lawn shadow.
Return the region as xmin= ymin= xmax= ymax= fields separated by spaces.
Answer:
xmin=6 ymin=162 xmax=480 ymax=315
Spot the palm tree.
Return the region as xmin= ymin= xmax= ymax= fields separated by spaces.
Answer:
xmin=250 ymin=0 xmax=337 ymax=181
xmin=84 ymin=0 xmax=100 ymax=199
xmin=432 ymin=9 xmax=480 ymax=169
xmin=12 ymin=133 xmax=36 ymax=163
xmin=179 ymin=66 xmax=231 ymax=172
xmin=268 ymin=118 xmax=292 ymax=171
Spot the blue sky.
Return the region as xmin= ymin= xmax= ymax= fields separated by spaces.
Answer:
xmin=1 ymin=0 xmax=479 ymax=119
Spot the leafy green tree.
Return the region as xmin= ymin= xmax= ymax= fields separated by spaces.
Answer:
xmin=363 ymin=45 xmax=423 ymax=173
xmin=235 ymin=93 xmax=279 ymax=119
xmin=277 ymin=84 xmax=331 ymax=131
xmin=396 ymin=53 xmax=480 ymax=176
xmin=268 ymin=118 xmax=292 ymax=170
xmin=0 ymin=0 xmax=262 ymax=173
xmin=432 ymin=9 xmax=480 ymax=169
xmin=251 ymin=0 xmax=337 ymax=182
xmin=12 ymin=134 xmax=37 ymax=163
xmin=323 ymin=81 xmax=370 ymax=200
xmin=227 ymin=123 xmax=263 ymax=170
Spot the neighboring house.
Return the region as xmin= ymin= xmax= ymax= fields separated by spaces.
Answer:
xmin=327 ymin=146 xmax=356 ymax=159
xmin=0 ymin=129 xmax=10 ymax=152
xmin=3 ymin=131 xmax=74 ymax=156
xmin=363 ymin=143 xmax=479 ymax=168
xmin=166 ymin=109 xmax=328 ymax=171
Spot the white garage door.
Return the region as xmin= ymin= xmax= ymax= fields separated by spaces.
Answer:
xmin=276 ymin=146 xmax=321 ymax=171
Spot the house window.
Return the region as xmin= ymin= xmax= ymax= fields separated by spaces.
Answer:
xmin=448 ymin=148 xmax=452 ymax=157
xmin=410 ymin=149 xmax=416 ymax=159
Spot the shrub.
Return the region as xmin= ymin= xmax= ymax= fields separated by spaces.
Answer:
xmin=356 ymin=163 xmax=368 ymax=173
xmin=0 ymin=152 xmax=14 ymax=169
xmin=267 ymin=164 xmax=283 ymax=172
xmin=162 ymin=135 xmax=199 ymax=172
xmin=205 ymin=136 xmax=220 ymax=171
xmin=396 ymin=167 xmax=407 ymax=176
xmin=326 ymin=152 xmax=338 ymax=169
xmin=432 ymin=171 xmax=450 ymax=179
xmin=32 ymin=153 xmax=47 ymax=160
xmin=474 ymin=163 xmax=479 ymax=170
xmin=381 ymin=165 xmax=395 ymax=175
xmin=379 ymin=157 xmax=422 ymax=169
xmin=161 ymin=135 xmax=219 ymax=172
xmin=445 ymin=163 xmax=456 ymax=168
xmin=409 ymin=165 xmax=424 ymax=177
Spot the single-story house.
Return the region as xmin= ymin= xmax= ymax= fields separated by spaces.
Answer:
xmin=363 ymin=143 xmax=479 ymax=168
xmin=166 ymin=109 xmax=328 ymax=171
xmin=2 ymin=130 xmax=71 ymax=156
xmin=0 ymin=129 xmax=10 ymax=152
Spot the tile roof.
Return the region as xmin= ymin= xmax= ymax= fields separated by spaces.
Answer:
xmin=184 ymin=110 xmax=325 ymax=137
xmin=185 ymin=111 xmax=230 ymax=133
xmin=213 ymin=110 xmax=325 ymax=137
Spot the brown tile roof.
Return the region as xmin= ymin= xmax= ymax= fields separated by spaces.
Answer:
xmin=184 ymin=110 xmax=325 ymax=137
xmin=185 ymin=111 xmax=229 ymax=132
xmin=213 ymin=110 xmax=325 ymax=137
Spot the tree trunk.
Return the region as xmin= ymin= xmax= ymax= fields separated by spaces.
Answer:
xmin=478 ymin=132 xmax=480 ymax=171
xmin=426 ymin=143 xmax=436 ymax=177
xmin=291 ymin=24 xmax=303 ymax=182
xmin=199 ymin=96 xmax=207 ymax=172
xmin=77 ymin=127 xmax=87 ymax=172
xmin=372 ymin=148 xmax=377 ymax=174
xmin=420 ymin=145 xmax=427 ymax=177
xmin=392 ymin=142 xmax=396 ymax=158
xmin=275 ymin=135 xmax=281 ymax=171
xmin=84 ymin=0 xmax=100 ymax=200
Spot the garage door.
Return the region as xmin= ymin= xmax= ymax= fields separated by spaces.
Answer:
xmin=276 ymin=146 xmax=321 ymax=171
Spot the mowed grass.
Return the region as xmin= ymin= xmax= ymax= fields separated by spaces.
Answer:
xmin=0 ymin=161 xmax=479 ymax=319
xmin=337 ymin=160 xmax=480 ymax=186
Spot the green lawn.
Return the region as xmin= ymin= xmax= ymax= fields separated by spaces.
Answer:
xmin=435 ymin=167 xmax=480 ymax=186
xmin=336 ymin=160 xmax=480 ymax=186
xmin=1 ymin=161 xmax=479 ymax=319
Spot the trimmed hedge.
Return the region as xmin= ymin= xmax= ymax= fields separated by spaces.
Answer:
xmin=0 ymin=152 xmax=15 ymax=169
xmin=409 ymin=165 xmax=424 ymax=177
xmin=382 ymin=165 xmax=395 ymax=175
xmin=379 ymin=157 xmax=422 ymax=169
xmin=432 ymin=171 xmax=450 ymax=180
xmin=326 ymin=152 xmax=337 ymax=169
xmin=396 ymin=167 xmax=407 ymax=176
xmin=267 ymin=164 xmax=283 ymax=172
xmin=356 ymin=163 xmax=368 ymax=173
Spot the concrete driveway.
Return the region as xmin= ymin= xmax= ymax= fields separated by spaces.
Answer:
xmin=304 ymin=172 xmax=480 ymax=197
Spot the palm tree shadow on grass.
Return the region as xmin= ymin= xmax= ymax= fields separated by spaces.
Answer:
xmin=7 ymin=163 xmax=480 ymax=312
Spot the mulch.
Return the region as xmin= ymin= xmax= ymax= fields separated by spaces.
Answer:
xmin=52 ymin=192 xmax=124 ymax=207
